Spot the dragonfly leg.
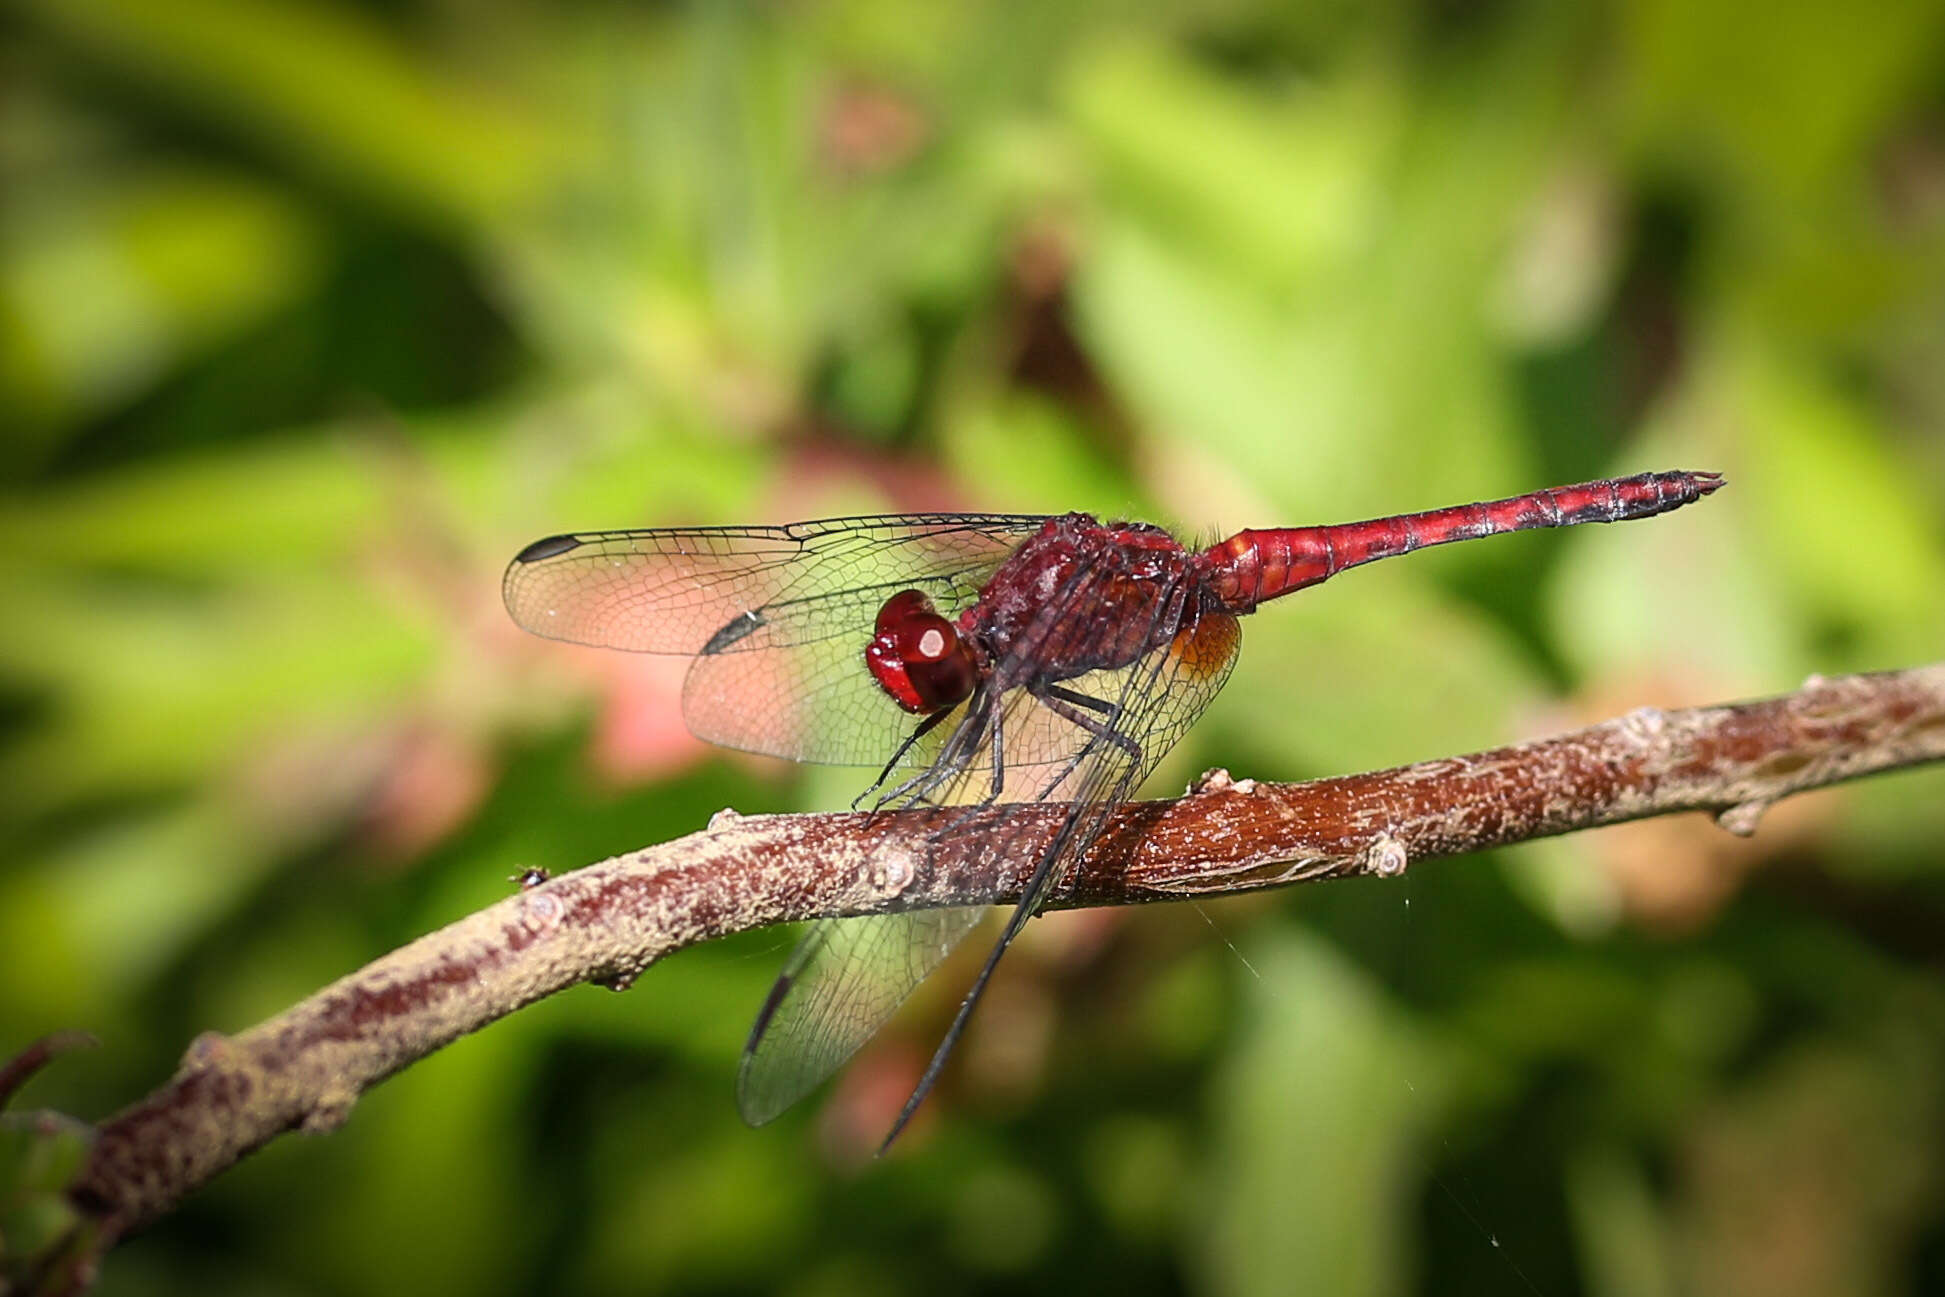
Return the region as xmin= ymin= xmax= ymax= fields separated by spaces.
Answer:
xmin=853 ymin=708 xmax=955 ymax=810
xmin=874 ymin=686 xmax=997 ymax=813
xmin=987 ymin=695 xmax=1006 ymax=802
xmin=1031 ymin=682 xmax=1141 ymax=797
xmin=870 ymin=758 xmax=957 ymax=814
xmin=922 ymin=689 xmax=1021 ymax=844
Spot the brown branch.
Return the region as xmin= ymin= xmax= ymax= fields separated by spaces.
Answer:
xmin=1 ymin=1033 xmax=99 ymax=1115
xmin=69 ymin=663 xmax=1945 ymax=1237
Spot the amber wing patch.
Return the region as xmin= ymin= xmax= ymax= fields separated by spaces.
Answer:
xmin=1170 ymin=612 xmax=1241 ymax=680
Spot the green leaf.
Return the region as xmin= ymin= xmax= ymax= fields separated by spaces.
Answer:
xmin=17 ymin=0 xmax=552 ymax=224
xmin=0 ymin=166 xmax=322 ymax=449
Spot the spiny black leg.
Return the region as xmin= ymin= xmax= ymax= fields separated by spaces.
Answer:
xmin=877 ymin=686 xmax=994 ymax=812
xmin=873 ymin=746 xmax=959 ymax=812
xmin=939 ymin=695 xmax=1008 ymax=836
xmin=986 ymin=694 xmax=1006 ymax=802
xmin=1032 ymin=683 xmax=1141 ymax=797
xmin=926 ymin=689 xmax=1017 ymax=843
xmin=854 ymin=708 xmax=953 ymax=810
xmin=1038 ymin=683 xmax=1117 ymax=716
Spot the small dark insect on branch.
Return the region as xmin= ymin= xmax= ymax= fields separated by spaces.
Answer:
xmin=55 ymin=664 xmax=1945 ymax=1244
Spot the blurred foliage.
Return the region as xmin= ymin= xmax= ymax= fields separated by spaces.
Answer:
xmin=1 ymin=0 xmax=1943 ymax=1294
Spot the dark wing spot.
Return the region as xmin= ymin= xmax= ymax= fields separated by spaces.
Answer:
xmin=743 ymin=969 xmax=795 ymax=1055
xmin=701 ymin=610 xmax=767 ymax=655
xmin=512 ymin=534 xmax=583 ymax=563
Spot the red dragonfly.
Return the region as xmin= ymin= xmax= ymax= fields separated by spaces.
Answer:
xmin=504 ymin=469 xmax=1722 ymax=1145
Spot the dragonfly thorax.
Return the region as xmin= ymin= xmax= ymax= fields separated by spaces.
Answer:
xmin=865 ymin=589 xmax=980 ymax=714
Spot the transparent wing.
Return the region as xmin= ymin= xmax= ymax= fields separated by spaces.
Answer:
xmin=503 ymin=514 xmax=1049 ymax=766
xmin=677 ymin=585 xmax=1058 ymax=771
xmin=734 ymin=553 xmax=1244 ymax=1132
xmin=735 ymin=907 xmax=986 ymax=1126
xmin=503 ymin=514 xmax=1047 ymax=654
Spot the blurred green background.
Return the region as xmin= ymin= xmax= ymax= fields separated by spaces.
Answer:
xmin=4 ymin=0 xmax=1945 ymax=1293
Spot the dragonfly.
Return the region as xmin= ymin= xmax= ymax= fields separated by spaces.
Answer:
xmin=504 ymin=469 xmax=1723 ymax=1146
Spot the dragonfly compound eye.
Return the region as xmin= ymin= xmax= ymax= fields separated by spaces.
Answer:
xmin=866 ymin=590 xmax=977 ymax=714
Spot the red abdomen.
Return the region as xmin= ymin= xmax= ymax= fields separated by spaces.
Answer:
xmin=1201 ymin=470 xmax=1723 ymax=613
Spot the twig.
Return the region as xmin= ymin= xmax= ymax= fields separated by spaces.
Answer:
xmin=0 ymin=1033 xmax=99 ymax=1110
xmin=68 ymin=664 xmax=1945 ymax=1236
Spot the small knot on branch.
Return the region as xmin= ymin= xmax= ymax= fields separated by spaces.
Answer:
xmin=301 ymin=1086 xmax=358 ymax=1135
xmin=1618 ymin=705 xmax=1667 ymax=742
xmin=1357 ymin=834 xmax=1410 ymax=877
xmin=1191 ymin=767 xmax=1258 ymax=795
xmin=179 ymin=1032 xmax=234 ymax=1074
xmin=1715 ymin=800 xmax=1771 ymax=837
xmin=518 ymin=890 xmax=565 ymax=933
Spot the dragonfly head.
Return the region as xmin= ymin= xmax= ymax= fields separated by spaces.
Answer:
xmin=866 ymin=590 xmax=978 ymax=714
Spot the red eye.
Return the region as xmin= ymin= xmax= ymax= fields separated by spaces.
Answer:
xmin=865 ymin=590 xmax=977 ymax=713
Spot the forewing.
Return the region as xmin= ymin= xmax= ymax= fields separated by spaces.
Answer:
xmin=504 ymin=514 xmax=1047 ymax=766
xmin=735 ymin=907 xmax=986 ymax=1126
xmin=503 ymin=514 xmax=1046 ymax=654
